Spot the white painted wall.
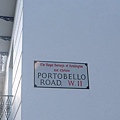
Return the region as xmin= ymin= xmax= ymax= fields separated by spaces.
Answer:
xmin=22 ymin=0 xmax=120 ymax=120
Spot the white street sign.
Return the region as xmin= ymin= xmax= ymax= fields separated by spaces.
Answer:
xmin=34 ymin=61 xmax=89 ymax=89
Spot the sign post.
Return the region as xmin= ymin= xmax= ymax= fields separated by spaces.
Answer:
xmin=34 ymin=61 xmax=89 ymax=89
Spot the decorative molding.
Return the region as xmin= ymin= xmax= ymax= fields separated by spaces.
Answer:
xmin=0 ymin=16 xmax=14 ymax=22
xmin=0 ymin=52 xmax=8 ymax=56
xmin=0 ymin=36 xmax=11 ymax=41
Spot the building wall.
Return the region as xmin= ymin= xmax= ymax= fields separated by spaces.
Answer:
xmin=22 ymin=0 xmax=120 ymax=120
xmin=11 ymin=0 xmax=23 ymax=119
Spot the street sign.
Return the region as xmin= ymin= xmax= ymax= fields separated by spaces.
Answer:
xmin=34 ymin=61 xmax=89 ymax=89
